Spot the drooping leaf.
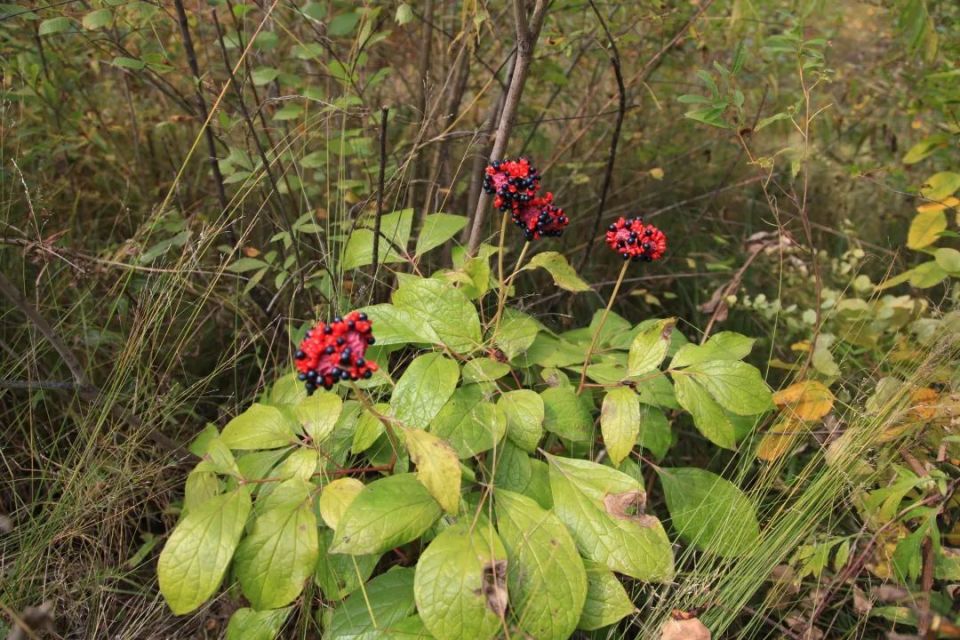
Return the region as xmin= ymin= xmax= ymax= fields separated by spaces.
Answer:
xmin=330 ymin=474 xmax=442 ymax=555
xmin=658 ymin=467 xmax=759 ymax=557
xmin=627 ymin=318 xmax=675 ymax=376
xmin=638 ymin=405 xmax=672 ymax=459
xmin=393 ymin=274 xmax=482 ymax=353
xmin=673 ymin=375 xmax=737 ymax=449
xmin=577 ymin=559 xmax=636 ymax=631
xmin=497 ymin=389 xmax=544 ymax=452
xmin=225 ymin=607 xmax=291 ymax=640
xmin=406 ymin=428 xmax=461 ymax=514
xmin=522 ymin=251 xmax=591 ymax=292
xmin=414 ymin=521 xmax=508 ymax=640
xmin=547 ymin=455 xmax=674 ymax=581
xmin=600 ymin=387 xmax=641 ymax=466
xmin=494 ymin=490 xmax=587 ymax=639
xmin=430 ymin=384 xmax=506 ymax=458
xmin=390 ymin=353 xmax=460 ymax=428
xmin=158 ymin=489 xmax=252 ymax=614
xmin=235 ymin=479 xmax=318 ymax=609
xmin=221 ymin=404 xmax=298 ymax=450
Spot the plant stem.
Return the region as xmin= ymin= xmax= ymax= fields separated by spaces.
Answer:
xmin=577 ymin=260 xmax=630 ymax=394
xmin=492 ymin=239 xmax=531 ymax=335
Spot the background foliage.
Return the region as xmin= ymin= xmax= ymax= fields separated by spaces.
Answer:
xmin=2 ymin=0 xmax=960 ymax=638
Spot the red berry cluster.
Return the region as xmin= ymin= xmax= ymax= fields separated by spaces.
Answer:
xmin=605 ymin=216 xmax=667 ymax=261
xmin=484 ymin=157 xmax=570 ymax=240
xmin=295 ymin=311 xmax=378 ymax=394
xmin=513 ymin=192 xmax=568 ymax=241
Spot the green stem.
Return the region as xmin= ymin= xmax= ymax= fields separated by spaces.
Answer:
xmin=492 ymin=240 xmax=530 ymax=335
xmin=577 ymin=260 xmax=630 ymax=394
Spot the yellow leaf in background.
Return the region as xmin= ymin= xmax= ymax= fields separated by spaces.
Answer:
xmin=916 ymin=196 xmax=960 ymax=213
xmin=757 ymin=418 xmax=805 ymax=462
xmin=908 ymin=387 xmax=939 ymax=420
xmin=242 ymin=246 xmax=261 ymax=257
xmin=773 ymin=381 xmax=835 ymax=421
xmin=906 ymin=209 xmax=947 ymax=250
xmin=790 ymin=341 xmax=812 ymax=353
xmin=649 ymin=167 xmax=665 ymax=180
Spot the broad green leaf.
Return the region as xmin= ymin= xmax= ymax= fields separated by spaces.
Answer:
xmin=319 ymin=478 xmax=364 ymax=530
xmin=395 ymin=3 xmax=414 ymax=25
xmin=393 ymin=274 xmax=482 ymax=353
xmin=82 ymin=8 xmax=112 ymax=29
xmin=635 ymin=372 xmax=679 ymax=409
xmin=430 ymin=385 xmax=506 ymax=458
xmin=681 ymin=360 xmax=773 ymax=415
xmin=225 ymin=607 xmax=291 ymax=640
xmin=158 ymin=489 xmax=252 ymax=614
xmin=414 ymin=521 xmax=507 ymax=640
xmin=416 ymin=213 xmax=467 ymax=254
xmin=271 ymin=448 xmax=317 ymax=482
xmin=638 ymin=405 xmax=672 ymax=459
xmin=907 ymin=209 xmax=947 ymax=249
xmin=673 ymin=374 xmax=736 ymax=449
xmin=112 ymin=56 xmax=146 ymax=70
xmin=221 ymin=403 xmax=297 ymax=450
xmin=360 ymin=303 xmax=441 ymax=346
xmin=577 ymin=559 xmax=635 ymax=630
xmin=406 ymin=428 xmax=461 ymax=514
xmin=314 ymin=530 xmax=379 ymax=601
xmin=294 ymin=392 xmax=342 ymax=442
xmin=525 ymin=335 xmax=587 ymax=368
xmin=541 ymin=386 xmax=594 ymax=442
xmin=908 ymin=260 xmax=948 ymax=288
xmin=627 ymin=318 xmax=675 ymax=376
xmin=684 ymin=106 xmax=730 ymax=128
xmin=902 ymin=134 xmax=949 ymax=164
xmin=658 ymin=467 xmax=759 ymax=557
xmin=38 ymin=16 xmax=73 ymax=35
xmin=935 ymin=247 xmax=960 ymax=273
xmin=251 ymin=66 xmax=279 ymax=85
xmin=601 ymin=387 xmax=641 ymax=465
xmin=495 ymin=309 xmax=540 ymax=360
xmin=461 ymin=358 xmax=510 ymax=383
xmin=227 ymin=257 xmax=270 ymax=273
xmin=497 ymin=389 xmax=544 ymax=452
xmin=328 ymin=11 xmax=360 ymax=36
xmin=495 ymin=490 xmax=587 ymax=639
xmin=521 ymin=251 xmax=591 ymax=292
xmin=235 ymin=479 xmax=318 ymax=609
xmin=491 ymin=441 xmax=551 ymax=508
xmin=547 ymin=455 xmax=674 ymax=581
xmin=184 ymin=467 xmax=221 ymax=513
xmin=920 ymin=171 xmax=960 ymax=202
xmin=330 ymin=474 xmax=442 ymax=554
xmin=341 ymin=210 xmax=413 ymax=270
xmin=327 ymin=567 xmax=416 ymax=638
xmin=670 ymin=332 xmax=755 ymax=368
xmin=352 ymin=403 xmax=387 ymax=454
xmin=390 ymin=353 xmax=460 ymax=428
xmin=269 ymin=373 xmax=307 ymax=406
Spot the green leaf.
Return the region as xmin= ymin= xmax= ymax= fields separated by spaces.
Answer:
xmin=577 ymin=559 xmax=635 ymax=631
xmin=270 ymin=448 xmax=318 ymax=482
xmin=342 ymin=209 xmax=413 ymax=270
xmin=627 ymin=318 xmax=675 ymax=376
xmin=601 ymin=387 xmax=641 ymax=466
xmin=330 ymin=474 xmax=442 ymax=555
xmin=112 ymin=56 xmax=146 ymax=70
xmin=920 ymin=171 xmax=960 ymax=201
xmin=38 ymin=16 xmax=73 ymax=35
xmin=327 ymin=567 xmax=416 ymax=638
xmin=227 ymin=257 xmax=270 ymax=273
xmin=268 ymin=373 xmax=307 ymax=406
xmin=671 ymin=332 xmax=755 ymax=368
xmin=314 ymin=530 xmax=379 ymax=601
xmin=902 ymin=134 xmax=949 ymax=164
xmin=497 ymin=389 xmax=544 ymax=452
xmin=494 ymin=490 xmax=587 ymax=639
xmin=416 ymin=213 xmax=467 ymax=255
xmin=235 ymin=479 xmax=318 ymax=609
xmin=225 ymin=607 xmax=291 ymax=640
xmin=521 ymin=251 xmax=591 ymax=292
xmin=158 ymin=489 xmax=252 ymax=614
xmin=430 ymin=385 xmax=506 ymax=458
xmin=638 ymin=405 xmax=672 ymax=459
xmin=319 ymin=477 xmax=364 ymax=530
xmin=492 ymin=442 xmax=552 ymax=509
xmin=461 ymin=358 xmax=510 ymax=383
xmin=293 ymin=392 xmax=342 ymax=443
xmin=406 ymin=428 xmax=461 ymax=514
xmin=658 ymin=467 xmax=759 ymax=557
xmin=541 ymin=386 xmax=594 ymax=442
xmin=328 ymin=11 xmax=360 ymax=36
xmin=395 ymin=3 xmax=414 ymax=25
xmin=391 ymin=353 xmax=460 ymax=428
xmin=359 ymin=303 xmax=441 ymax=346
xmin=907 ymin=209 xmax=947 ymax=249
xmin=635 ymin=372 xmax=679 ymax=409
xmin=673 ymin=374 xmax=737 ymax=449
xmin=393 ymin=275 xmax=482 ymax=353
xmin=934 ymin=247 xmax=960 ymax=273
xmin=82 ymin=8 xmax=112 ymax=29
xmin=494 ymin=309 xmax=540 ymax=360
xmin=221 ymin=403 xmax=297 ymax=449
xmin=352 ymin=404 xmax=387 ymax=454
xmin=547 ymin=455 xmax=674 ymax=581
xmin=684 ymin=106 xmax=730 ymax=128
xmin=908 ymin=260 xmax=948 ymax=288
xmin=681 ymin=360 xmax=773 ymax=415
xmin=414 ymin=521 xmax=507 ymax=640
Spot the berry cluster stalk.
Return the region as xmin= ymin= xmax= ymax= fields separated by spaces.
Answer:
xmin=577 ymin=260 xmax=630 ymax=394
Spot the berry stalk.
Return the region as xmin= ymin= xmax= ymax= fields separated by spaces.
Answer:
xmin=577 ymin=259 xmax=630 ymax=394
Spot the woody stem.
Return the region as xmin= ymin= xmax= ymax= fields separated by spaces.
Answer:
xmin=577 ymin=260 xmax=630 ymax=394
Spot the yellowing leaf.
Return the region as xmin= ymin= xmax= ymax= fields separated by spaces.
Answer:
xmin=319 ymin=478 xmax=364 ymax=530
xmin=907 ymin=209 xmax=947 ymax=249
xmin=920 ymin=172 xmax=960 ymax=202
xmin=649 ymin=167 xmax=665 ymax=180
xmin=773 ymin=381 xmax=834 ymax=421
xmin=908 ymin=387 xmax=939 ymax=420
xmin=405 ymin=428 xmax=461 ymax=514
xmin=916 ymin=196 xmax=960 ymax=212
xmin=756 ymin=418 xmax=804 ymax=462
